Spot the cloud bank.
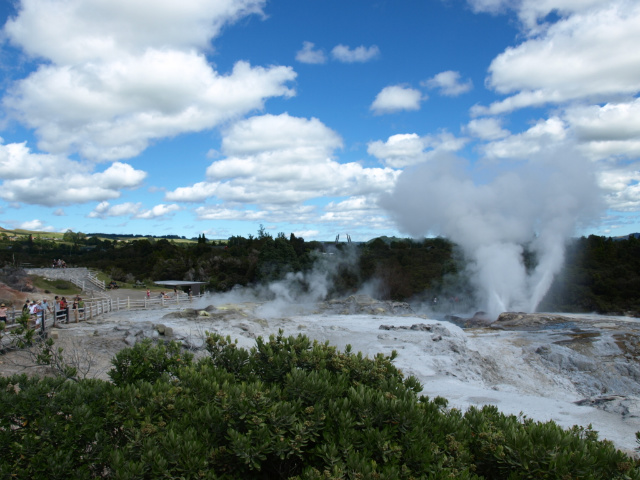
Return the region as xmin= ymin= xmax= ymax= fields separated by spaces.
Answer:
xmin=3 ymin=0 xmax=296 ymax=162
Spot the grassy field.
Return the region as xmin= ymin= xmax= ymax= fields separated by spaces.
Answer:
xmin=29 ymin=276 xmax=83 ymax=296
xmin=0 ymin=227 xmax=228 ymax=245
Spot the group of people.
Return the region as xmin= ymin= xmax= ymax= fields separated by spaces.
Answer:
xmin=21 ymin=298 xmax=50 ymax=326
xmin=20 ymin=295 xmax=85 ymax=327
xmin=51 ymin=258 xmax=67 ymax=268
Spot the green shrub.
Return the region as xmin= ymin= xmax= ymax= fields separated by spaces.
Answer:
xmin=108 ymin=338 xmax=194 ymax=385
xmin=0 ymin=333 xmax=638 ymax=479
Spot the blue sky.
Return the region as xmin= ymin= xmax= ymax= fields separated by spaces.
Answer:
xmin=0 ymin=0 xmax=639 ymax=241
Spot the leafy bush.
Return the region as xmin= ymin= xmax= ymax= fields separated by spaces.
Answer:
xmin=108 ymin=339 xmax=194 ymax=385
xmin=0 ymin=333 xmax=638 ymax=479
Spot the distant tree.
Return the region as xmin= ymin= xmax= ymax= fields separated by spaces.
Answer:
xmin=62 ymin=230 xmax=77 ymax=244
xmin=257 ymin=235 xmax=300 ymax=282
xmin=257 ymin=224 xmax=271 ymax=240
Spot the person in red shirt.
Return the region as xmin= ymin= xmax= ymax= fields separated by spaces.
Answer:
xmin=59 ymin=297 xmax=68 ymax=323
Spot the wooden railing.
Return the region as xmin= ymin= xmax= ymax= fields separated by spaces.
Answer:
xmin=1 ymin=293 xmax=202 ymax=331
xmin=86 ymin=270 xmax=106 ymax=291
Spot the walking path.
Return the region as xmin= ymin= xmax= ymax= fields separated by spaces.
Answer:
xmin=25 ymin=267 xmax=105 ymax=293
xmin=2 ymin=268 xmax=201 ymax=332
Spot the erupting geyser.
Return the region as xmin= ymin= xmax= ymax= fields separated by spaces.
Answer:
xmin=380 ymin=150 xmax=602 ymax=318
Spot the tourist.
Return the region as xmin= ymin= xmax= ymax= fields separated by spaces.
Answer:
xmin=34 ymin=300 xmax=45 ymax=327
xmin=42 ymin=298 xmax=51 ymax=316
xmin=53 ymin=296 xmax=61 ymax=326
xmin=40 ymin=298 xmax=50 ymax=328
xmin=72 ymin=297 xmax=79 ymax=323
xmin=29 ymin=301 xmax=39 ymax=326
xmin=0 ymin=303 xmax=7 ymax=325
xmin=60 ymin=297 xmax=68 ymax=323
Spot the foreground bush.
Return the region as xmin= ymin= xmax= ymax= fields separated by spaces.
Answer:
xmin=0 ymin=333 xmax=638 ymax=479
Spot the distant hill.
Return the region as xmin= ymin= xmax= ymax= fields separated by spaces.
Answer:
xmin=87 ymin=232 xmax=189 ymax=241
xmin=0 ymin=228 xmax=195 ymax=242
xmin=613 ymin=232 xmax=640 ymax=240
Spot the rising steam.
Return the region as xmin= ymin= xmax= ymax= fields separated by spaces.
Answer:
xmin=199 ymin=245 xmax=362 ymax=318
xmin=380 ymin=149 xmax=602 ymax=318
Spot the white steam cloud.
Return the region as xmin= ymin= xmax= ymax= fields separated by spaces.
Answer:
xmin=195 ymin=245 xmax=361 ymax=318
xmin=380 ymin=149 xmax=602 ymax=318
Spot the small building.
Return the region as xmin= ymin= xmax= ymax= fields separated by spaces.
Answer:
xmin=153 ymin=280 xmax=207 ymax=296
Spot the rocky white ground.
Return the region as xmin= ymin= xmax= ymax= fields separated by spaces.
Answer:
xmin=2 ymin=293 xmax=640 ymax=455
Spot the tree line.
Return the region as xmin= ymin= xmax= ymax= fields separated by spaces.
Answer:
xmin=1 ymin=229 xmax=639 ymax=314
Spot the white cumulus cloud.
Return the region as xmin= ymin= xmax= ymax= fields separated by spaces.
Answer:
xmin=370 ymin=85 xmax=423 ymax=115
xmin=168 ymin=113 xmax=399 ymax=224
xmin=88 ymin=201 xmax=141 ymax=218
xmin=422 ymin=70 xmax=473 ymax=96
xmin=4 ymin=0 xmax=267 ymax=64
xmin=88 ymin=201 xmax=180 ymax=219
xmin=2 ymin=0 xmax=296 ymax=162
xmin=135 ymin=203 xmax=181 ymax=219
xmin=331 ymin=44 xmax=380 ymax=63
xmin=467 ymin=0 xmax=607 ymax=32
xmin=481 ymin=117 xmax=567 ymax=159
xmin=0 ymin=142 xmax=147 ymax=206
xmin=295 ymin=41 xmax=327 ymax=64
xmin=465 ymin=118 xmax=510 ymax=140
xmin=563 ymin=99 xmax=640 ymax=160
xmin=18 ymin=219 xmax=55 ymax=231
xmin=475 ymin=1 xmax=640 ymax=115
xmin=5 ymin=54 xmax=296 ymax=161
xmin=368 ymin=131 xmax=467 ymax=168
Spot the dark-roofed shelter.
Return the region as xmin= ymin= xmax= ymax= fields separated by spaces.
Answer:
xmin=154 ymin=280 xmax=206 ymax=296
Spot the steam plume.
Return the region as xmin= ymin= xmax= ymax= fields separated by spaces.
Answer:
xmin=199 ymin=245 xmax=361 ymax=318
xmin=380 ymin=150 xmax=602 ymax=318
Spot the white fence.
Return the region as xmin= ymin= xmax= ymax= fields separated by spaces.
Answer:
xmin=85 ymin=293 xmax=196 ymax=315
xmin=86 ymin=270 xmax=106 ymax=291
xmin=2 ymin=293 xmax=202 ymax=332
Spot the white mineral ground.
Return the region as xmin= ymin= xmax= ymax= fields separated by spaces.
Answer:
xmin=3 ymin=290 xmax=640 ymax=455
